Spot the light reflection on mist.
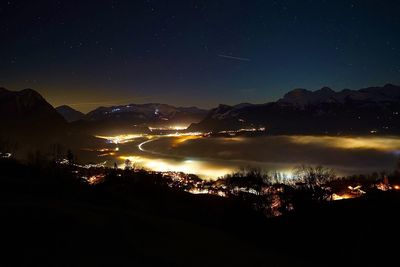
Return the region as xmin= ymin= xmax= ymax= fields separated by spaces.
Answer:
xmin=119 ymin=155 xmax=232 ymax=179
xmin=287 ymin=135 xmax=400 ymax=152
xmin=94 ymin=134 xmax=400 ymax=180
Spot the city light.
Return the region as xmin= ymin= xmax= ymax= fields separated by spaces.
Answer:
xmin=332 ymin=193 xmax=354 ymax=201
xmin=0 ymin=152 xmax=12 ymax=158
xmin=95 ymin=134 xmax=145 ymax=144
xmin=218 ymin=127 xmax=266 ymax=135
xmin=149 ymin=125 xmax=189 ymax=131
xmin=119 ymin=155 xmax=232 ymax=179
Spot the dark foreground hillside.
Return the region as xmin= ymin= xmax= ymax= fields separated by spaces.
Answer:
xmin=0 ymin=159 xmax=399 ymax=267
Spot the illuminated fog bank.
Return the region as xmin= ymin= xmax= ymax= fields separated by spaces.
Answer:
xmin=93 ymin=135 xmax=400 ymax=180
xmin=288 ymin=135 xmax=400 ymax=152
xmin=119 ymin=155 xmax=232 ymax=179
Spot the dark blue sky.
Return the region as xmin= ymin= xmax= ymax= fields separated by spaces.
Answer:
xmin=1 ymin=0 xmax=400 ymax=112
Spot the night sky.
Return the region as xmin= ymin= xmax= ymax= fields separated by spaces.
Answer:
xmin=1 ymin=0 xmax=400 ymax=112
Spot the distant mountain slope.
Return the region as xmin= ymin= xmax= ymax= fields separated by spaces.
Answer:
xmin=56 ymin=105 xmax=85 ymax=122
xmin=0 ymin=88 xmax=67 ymax=137
xmin=189 ymin=84 xmax=400 ymax=135
xmin=84 ymin=103 xmax=208 ymax=126
xmin=65 ymin=103 xmax=208 ymax=135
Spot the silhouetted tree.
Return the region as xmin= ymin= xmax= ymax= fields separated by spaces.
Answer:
xmin=220 ymin=167 xmax=283 ymax=216
xmin=394 ymin=157 xmax=400 ymax=179
xmin=66 ymin=149 xmax=74 ymax=165
xmin=124 ymin=159 xmax=132 ymax=170
xmin=50 ymin=143 xmax=64 ymax=162
xmin=223 ymin=167 xmax=270 ymax=196
xmin=0 ymin=138 xmax=8 ymax=152
xmin=293 ymin=165 xmax=335 ymax=203
xmin=0 ymin=138 xmax=17 ymax=156
xmin=27 ymin=150 xmax=47 ymax=168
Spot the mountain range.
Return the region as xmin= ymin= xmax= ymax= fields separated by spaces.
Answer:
xmin=55 ymin=103 xmax=208 ymax=135
xmin=1 ymin=84 xmax=400 ymax=139
xmin=84 ymin=104 xmax=207 ymax=125
xmin=57 ymin=103 xmax=207 ymax=125
xmin=189 ymin=84 xmax=400 ymax=134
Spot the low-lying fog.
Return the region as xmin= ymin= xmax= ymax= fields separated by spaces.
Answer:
xmin=86 ymin=135 xmax=400 ymax=180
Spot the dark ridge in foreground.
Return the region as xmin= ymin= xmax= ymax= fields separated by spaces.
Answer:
xmin=1 ymin=158 xmax=399 ymax=267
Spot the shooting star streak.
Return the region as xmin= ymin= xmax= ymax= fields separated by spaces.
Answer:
xmin=218 ymin=54 xmax=251 ymax=62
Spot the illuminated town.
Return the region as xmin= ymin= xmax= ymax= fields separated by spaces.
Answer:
xmin=55 ymin=143 xmax=400 ymax=218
